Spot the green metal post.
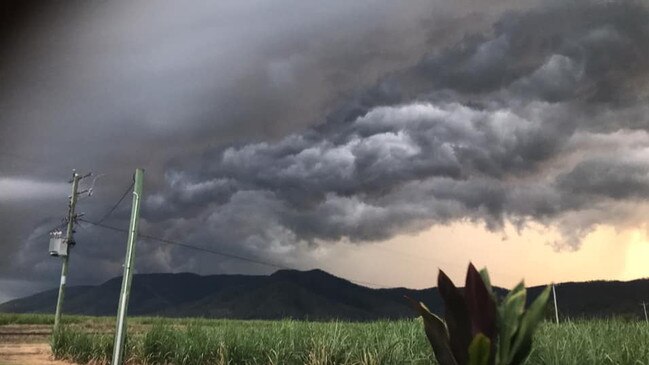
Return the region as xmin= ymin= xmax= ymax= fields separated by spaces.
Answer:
xmin=552 ymin=284 xmax=559 ymax=324
xmin=53 ymin=171 xmax=81 ymax=333
xmin=111 ymin=169 xmax=144 ymax=365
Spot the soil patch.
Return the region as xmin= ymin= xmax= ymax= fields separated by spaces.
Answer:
xmin=0 ymin=343 xmax=73 ymax=365
xmin=0 ymin=325 xmax=74 ymax=365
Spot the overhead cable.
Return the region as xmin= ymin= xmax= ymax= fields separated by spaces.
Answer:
xmin=79 ymin=218 xmax=391 ymax=288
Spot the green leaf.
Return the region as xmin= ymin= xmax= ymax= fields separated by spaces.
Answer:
xmin=509 ymin=285 xmax=552 ymax=365
xmin=438 ymin=269 xmax=472 ymax=365
xmin=496 ymin=282 xmax=526 ymax=364
xmin=510 ymin=336 xmax=532 ymax=365
xmin=479 ymin=268 xmax=493 ymax=296
xmin=405 ymin=296 xmax=459 ymax=365
xmin=505 ymin=282 xmax=526 ymax=300
xmin=468 ymin=334 xmax=491 ymax=365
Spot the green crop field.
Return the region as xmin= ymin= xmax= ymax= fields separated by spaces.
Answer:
xmin=2 ymin=313 xmax=644 ymax=365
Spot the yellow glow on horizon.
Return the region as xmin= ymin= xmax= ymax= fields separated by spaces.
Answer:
xmin=623 ymin=230 xmax=649 ymax=280
xmin=316 ymin=221 xmax=648 ymax=289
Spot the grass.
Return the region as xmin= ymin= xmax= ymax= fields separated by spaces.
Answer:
xmin=531 ymin=320 xmax=649 ymax=364
xmin=0 ymin=312 xmax=87 ymax=325
xmin=2 ymin=314 xmax=648 ymax=364
xmin=0 ymin=312 xmax=197 ymax=326
xmin=51 ymin=319 xmax=434 ymax=365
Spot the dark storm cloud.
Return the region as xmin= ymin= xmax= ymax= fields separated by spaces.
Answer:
xmin=143 ymin=0 xmax=649 ymax=263
xmin=558 ymin=159 xmax=649 ymax=200
xmin=3 ymin=0 xmax=649 ymax=296
xmin=410 ymin=0 xmax=649 ymax=103
xmin=5 ymin=0 xmax=521 ymax=289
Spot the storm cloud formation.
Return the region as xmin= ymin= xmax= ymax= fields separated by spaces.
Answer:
xmin=2 ymin=0 xmax=649 ymax=296
xmin=2 ymin=0 xmax=457 ymax=284
xmin=147 ymin=0 xmax=649 ymax=259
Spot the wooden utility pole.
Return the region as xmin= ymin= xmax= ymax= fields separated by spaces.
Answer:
xmin=54 ymin=170 xmax=90 ymax=333
xmin=642 ymin=302 xmax=648 ymax=323
xmin=112 ymin=169 xmax=144 ymax=365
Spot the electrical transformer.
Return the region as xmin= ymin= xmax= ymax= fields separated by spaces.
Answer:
xmin=49 ymin=230 xmax=67 ymax=257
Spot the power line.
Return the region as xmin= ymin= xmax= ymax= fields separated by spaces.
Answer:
xmin=94 ymin=181 xmax=135 ymax=224
xmin=78 ymin=218 xmax=391 ymax=288
xmin=80 ymin=219 xmax=289 ymax=270
xmin=78 ymin=188 xmax=514 ymax=288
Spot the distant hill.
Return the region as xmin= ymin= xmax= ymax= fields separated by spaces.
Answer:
xmin=1 ymin=269 xmax=647 ymax=321
xmin=533 ymin=279 xmax=649 ymax=319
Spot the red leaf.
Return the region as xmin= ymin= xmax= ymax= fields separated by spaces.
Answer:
xmin=465 ymin=263 xmax=497 ymax=341
xmin=438 ymin=269 xmax=471 ymax=365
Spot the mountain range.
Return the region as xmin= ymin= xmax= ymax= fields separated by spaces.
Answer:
xmin=1 ymin=269 xmax=648 ymax=321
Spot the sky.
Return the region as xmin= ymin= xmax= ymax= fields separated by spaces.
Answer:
xmin=2 ymin=0 xmax=649 ymax=302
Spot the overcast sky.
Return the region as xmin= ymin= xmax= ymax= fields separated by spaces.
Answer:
xmin=2 ymin=0 xmax=649 ymax=302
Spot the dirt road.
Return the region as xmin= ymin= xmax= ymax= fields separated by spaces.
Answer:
xmin=0 ymin=343 xmax=73 ymax=365
xmin=0 ymin=325 xmax=74 ymax=365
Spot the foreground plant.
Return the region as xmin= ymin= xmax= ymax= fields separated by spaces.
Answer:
xmin=407 ymin=264 xmax=551 ymax=365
